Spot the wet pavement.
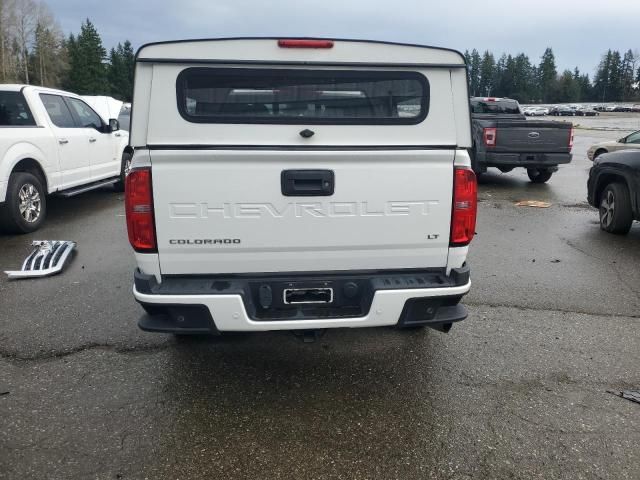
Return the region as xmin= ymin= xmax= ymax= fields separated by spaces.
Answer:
xmin=1 ymin=115 xmax=639 ymax=479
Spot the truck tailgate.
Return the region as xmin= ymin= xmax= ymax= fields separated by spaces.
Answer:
xmin=495 ymin=120 xmax=572 ymax=153
xmin=150 ymin=149 xmax=454 ymax=275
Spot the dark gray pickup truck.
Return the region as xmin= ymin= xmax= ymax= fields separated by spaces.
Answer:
xmin=470 ymin=97 xmax=573 ymax=183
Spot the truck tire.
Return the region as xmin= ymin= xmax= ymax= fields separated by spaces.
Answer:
xmin=527 ymin=168 xmax=553 ymax=183
xmin=599 ymin=182 xmax=633 ymax=234
xmin=0 ymin=171 xmax=47 ymax=233
xmin=113 ymin=152 xmax=132 ymax=192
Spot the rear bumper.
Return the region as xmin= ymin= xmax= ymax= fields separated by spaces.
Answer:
xmin=133 ymin=267 xmax=471 ymax=333
xmin=477 ymin=151 xmax=572 ymax=168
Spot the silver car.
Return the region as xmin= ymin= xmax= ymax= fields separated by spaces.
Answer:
xmin=587 ymin=130 xmax=640 ymax=160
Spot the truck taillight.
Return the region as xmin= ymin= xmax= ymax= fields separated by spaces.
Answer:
xmin=450 ymin=167 xmax=477 ymax=247
xmin=483 ymin=127 xmax=497 ymax=147
xmin=278 ymin=39 xmax=334 ymax=48
xmin=125 ymin=168 xmax=157 ymax=253
xmin=569 ymin=127 xmax=574 ymax=150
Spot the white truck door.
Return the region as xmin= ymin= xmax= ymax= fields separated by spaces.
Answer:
xmin=39 ymin=93 xmax=90 ymax=189
xmin=66 ymin=97 xmax=119 ymax=180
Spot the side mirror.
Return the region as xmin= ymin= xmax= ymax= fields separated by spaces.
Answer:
xmin=618 ymin=136 xmax=627 ymax=144
xmin=108 ymin=118 xmax=120 ymax=133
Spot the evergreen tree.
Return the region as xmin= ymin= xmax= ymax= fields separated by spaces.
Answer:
xmin=107 ymin=40 xmax=135 ymax=101
xmin=64 ymin=19 xmax=107 ymax=94
xmin=478 ymin=51 xmax=496 ymax=96
xmin=608 ymin=50 xmax=623 ymax=101
xmin=513 ymin=54 xmax=534 ymax=102
xmin=593 ymin=50 xmax=612 ymax=102
xmin=468 ymin=49 xmax=481 ymax=96
xmin=620 ymin=49 xmax=635 ymax=101
xmin=122 ymin=40 xmax=135 ymax=100
xmin=538 ymin=48 xmax=557 ymax=103
xmin=493 ymin=54 xmax=508 ymax=97
xmin=578 ymin=74 xmax=592 ymax=101
xmin=557 ymin=70 xmax=580 ymax=102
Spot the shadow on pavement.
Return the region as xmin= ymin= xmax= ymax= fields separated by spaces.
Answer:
xmin=149 ymin=327 xmax=446 ymax=478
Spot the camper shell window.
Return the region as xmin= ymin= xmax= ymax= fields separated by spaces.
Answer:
xmin=176 ymin=68 xmax=429 ymax=125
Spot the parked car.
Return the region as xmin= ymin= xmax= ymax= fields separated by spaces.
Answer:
xmin=550 ymin=105 xmax=574 ymax=116
xmin=126 ymin=38 xmax=476 ymax=336
xmin=470 ymin=97 xmax=573 ymax=183
xmin=529 ymin=107 xmax=548 ymax=116
xmin=588 ymin=149 xmax=640 ymax=234
xmin=605 ymin=105 xmax=618 ymax=112
xmin=575 ymin=107 xmax=599 ymax=116
xmin=587 ymin=130 xmax=640 ymax=160
xmin=614 ymin=105 xmax=633 ymax=112
xmin=632 ymin=104 xmax=640 ymax=113
xmin=0 ymin=85 xmax=131 ymax=233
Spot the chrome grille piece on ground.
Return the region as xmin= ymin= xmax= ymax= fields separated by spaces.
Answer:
xmin=5 ymin=241 xmax=76 ymax=279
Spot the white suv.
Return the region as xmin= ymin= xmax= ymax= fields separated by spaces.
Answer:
xmin=126 ymin=38 xmax=476 ymax=335
xmin=0 ymin=85 xmax=130 ymax=233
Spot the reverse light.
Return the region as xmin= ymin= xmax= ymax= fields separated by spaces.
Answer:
xmin=450 ymin=168 xmax=478 ymax=247
xmin=483 ymin=127 xmax=497 ymax=147
xmin=125 ymin=168 xmax=157 ymax=253
xmin=278 ymin=39 xmax=334 ymax=49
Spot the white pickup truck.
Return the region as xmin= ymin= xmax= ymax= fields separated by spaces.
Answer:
xmin=127 ymin=38 xmax=476 ymax=336
xmin=0 ymin=85 xmax=131 ymax=233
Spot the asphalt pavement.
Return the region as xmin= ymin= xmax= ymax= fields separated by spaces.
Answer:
xmin=1 ymin=115 xmax=639 ymax=479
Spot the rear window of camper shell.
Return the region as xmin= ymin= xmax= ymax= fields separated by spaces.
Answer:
xmin=176 ymin=68 xmax=429 ymax=125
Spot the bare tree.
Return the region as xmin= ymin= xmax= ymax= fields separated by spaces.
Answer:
xmin=0 ymin=0 xmax=18 ymax=82
xmin=32 ymin=2 xmax=64 ymax=86
xmin=12 ymin=0 xmax=38 ymax=83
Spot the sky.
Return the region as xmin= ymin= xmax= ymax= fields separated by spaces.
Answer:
xmin=51 ymin=0 xmax=640 ymax=76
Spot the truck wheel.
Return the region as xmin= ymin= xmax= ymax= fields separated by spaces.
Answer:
xmin=599 ymin=182 xmax=633 ymax=234
xmin=0 ymin=172 xmax=47 ymax=233
xmin=527 ymin=168 xmax=553 ymax=183
xmin=113 ymin=152 xmax=132 ymax=192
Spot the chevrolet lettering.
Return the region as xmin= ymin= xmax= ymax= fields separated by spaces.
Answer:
xmin=169 ymin=201 xmax=440 ymax=219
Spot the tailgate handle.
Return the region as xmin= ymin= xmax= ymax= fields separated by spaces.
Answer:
xmin=281 ymin=170 xmax=334 ymax=196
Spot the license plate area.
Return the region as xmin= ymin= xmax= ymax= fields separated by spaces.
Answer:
xmin=242 ymin=270 xmax=450 ymax=321
xmin=283 ymin=287 xmax=333 ymax=305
